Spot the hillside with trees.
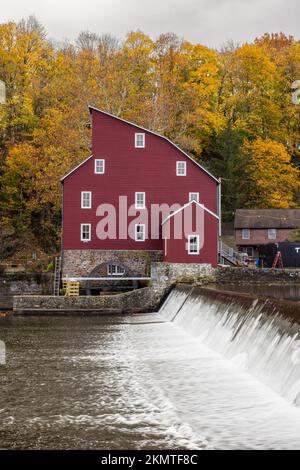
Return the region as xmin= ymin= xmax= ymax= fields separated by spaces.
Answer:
xmin=0 ymin=17 xmax=299 ymax=257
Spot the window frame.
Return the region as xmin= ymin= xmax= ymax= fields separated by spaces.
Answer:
xmin=242 ymin=228 xmax=251 ymax=240
xmin=189 ymin=192 xmax=199 ymax=202
xmin=188 ymin=234 xmax=200 ymax=255
xmin=135 ymin=192 xmax=146 ymax=210
xmin=80 ymin=223 xmax=91 ymax=242
xmin=81 ymin=191 xmax=92 ymax=209
xmin=107 ymin=264 xmax=125 ymax=276
xmin=268 ymin=228 xmax=277 ymax=240
xmin=245 ymin=246 xmax=254 ymax=258
xmin=176 ymin=161 xmax=187 ymax=176
xmin=135 ymin=133 xmax=145 ymax=148
xmin=135 ymin=224 xmax=146 ymax=242
xmin=94 ymin=159 xmax=105 ymax=174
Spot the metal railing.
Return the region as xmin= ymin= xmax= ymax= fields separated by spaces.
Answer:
xmin=219 ymin=241 xmax=248 ymax=266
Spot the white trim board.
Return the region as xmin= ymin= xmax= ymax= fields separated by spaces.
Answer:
xmin=161 ymin=199 xmax=219 ymax=226
xmin=61 ymin=155 xmax=93 ymax=181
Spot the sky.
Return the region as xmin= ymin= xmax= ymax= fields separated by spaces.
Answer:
xmin=1 ymin=0 xmax=299 ymax=48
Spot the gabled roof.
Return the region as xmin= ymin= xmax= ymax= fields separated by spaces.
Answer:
xmin=234 ymin=209 xmax=300 ymax=229
xmin=61 ymin=155 xmax=93 ymax=181
xmin=88 ymin=106 xmax=220 ymax=184
xmin=162 ymin=199 xmax=219 ymax=226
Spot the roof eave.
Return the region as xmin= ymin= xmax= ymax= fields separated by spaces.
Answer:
xmin=61 ymin=155 xmax=93 ymax=181
xmin=88 ymin=105 xmax=220 ymax=184
xmin=162 ymin=199 xmax=219 ymax=225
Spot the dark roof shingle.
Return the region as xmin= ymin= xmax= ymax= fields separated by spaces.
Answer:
xmin=234 ymin=209 xmax=300 ymax=229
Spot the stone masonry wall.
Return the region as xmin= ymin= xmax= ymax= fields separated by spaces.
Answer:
xmin=11 ymin=264 xmax=300 ymax=316
xmin=62 ymin=250 xmax=163 ymax=278
xmin=13 ymin=285 xmax=168 ymax=315
xmin=216 ymin=266 xmax=300 ymax=284
xmin=0 ymin=273 xmax=53 ymax=309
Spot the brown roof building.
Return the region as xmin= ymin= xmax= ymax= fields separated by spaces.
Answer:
xmin=234 ymin=209 xmax=300 ymax=258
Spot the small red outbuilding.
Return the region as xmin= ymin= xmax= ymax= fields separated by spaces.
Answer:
xmin=162 ymin=200 xmax=219 ymax=266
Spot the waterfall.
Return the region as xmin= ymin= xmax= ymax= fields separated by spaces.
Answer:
xmin=159 ymin=286 xmax=300 ymax=407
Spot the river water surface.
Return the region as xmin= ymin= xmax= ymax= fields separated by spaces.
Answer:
xmin=1 ymin=298 xmax=300 ymax=450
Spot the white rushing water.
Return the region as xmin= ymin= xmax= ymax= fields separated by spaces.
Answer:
xmin=2 ymin=288 xmax=300 ymax=449
xmin=116 ymin=286 xmax=300 ymax=449
xmin=159 ymin=287 xmax=300 ymax=407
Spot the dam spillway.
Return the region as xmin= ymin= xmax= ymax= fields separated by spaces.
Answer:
xmin=159 ymin=285 xmax=300 ymax=407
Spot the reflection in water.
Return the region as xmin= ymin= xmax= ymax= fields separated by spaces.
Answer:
xmin=0 ymin=292 xmax=300 ymax=450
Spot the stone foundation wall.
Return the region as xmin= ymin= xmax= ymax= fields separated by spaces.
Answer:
xmin=13 ymin=285 xmax=168 ymax=315
xmin=62 ymin=250 xmax=163 ymax=277
xmin=0 ymin=273 xmax=53 ymax=309
xmin=151 ymin=262 xmax=215 ymax=286
xmin=12 ymin=265 xmax=300 ymax=316
xmin=216 ymin=266 xmax=300 ymax=284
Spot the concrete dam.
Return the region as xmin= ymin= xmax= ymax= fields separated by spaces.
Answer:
xmin=1 ymin=285 xmax=300 ymax=449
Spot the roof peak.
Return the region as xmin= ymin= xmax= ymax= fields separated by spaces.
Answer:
xmin=88 ymin=105 xmax=220 ymax=184
xmin=162 ymin=199 xmax=219 ymax=225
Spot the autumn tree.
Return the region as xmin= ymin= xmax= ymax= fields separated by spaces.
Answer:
xmin=152 ymin=35 xmax=223 ymax=154
xmin=0 ymin=17 xmax=52 ymax=159
xmin=241 ymin=138 xmax=299 ymax=208
xmin=219 ymin=43 xmax=281 ymax=140
xmin=0 ymin=18 xmax=300 ymax=256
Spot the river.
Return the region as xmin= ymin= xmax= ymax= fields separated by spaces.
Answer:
xmin=1 ymin=287 xmax=300 ymax=449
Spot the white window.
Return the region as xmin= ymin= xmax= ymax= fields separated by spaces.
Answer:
xmin=107 ymin=264 xmax=125 ymax=276
xmin=268 ymin=228 xmax=277 ymax=240
xmin=188 ymin=235 xmax=200 ymax=255
xmin=189 ymin=192 xmax=199 ymax=202
xmin=95 ymin=159 xmax=105 ymax=174
xmin=242 ymin=228 xmax=250 ymax=240
xmin=135 ymin=192 xmax=145 ymax=209
xmin=81 ymin=224 xmax=91 ymax=242
xmin=81 ymin=191 xmax=92 ymax=209
xmin=244 ymin=247 xmax=254 ymax=257
xmin=176 ymin=161 xmax=186 ymax=176
xmin=135 ymin=224 xmax=145 ymax=242
xmin=135 ymin=133 xmax=145 ymax=148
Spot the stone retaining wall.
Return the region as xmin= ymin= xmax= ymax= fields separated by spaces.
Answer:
xmin=151 ymin=262 xmax=215 ymax=286
xmin=0 ymin=273 xmax=53 ymax=309
xmin=13 ymin=286 xmax=168 ymax=315
xmin=12 ymin=264 xmax=300 ymax=316
xmin=216 ymin=266 xmax=300 ymax=284
xmin=63 ymin=250 xmax=163 ymax=277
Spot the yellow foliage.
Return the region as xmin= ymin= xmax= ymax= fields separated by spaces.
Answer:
xmin=242 ymin=138 xmax=299 ymax=208
xmin=0 ymin=21 xmax=300 ymax=250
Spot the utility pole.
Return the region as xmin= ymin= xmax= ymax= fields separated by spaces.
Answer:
xmin=0 ymin=79 xmax=5 ymax=264
xmin=0 ymin=80 xmax=6 ymax=104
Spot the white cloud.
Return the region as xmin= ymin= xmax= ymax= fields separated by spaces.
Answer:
xmin=0 ymin=0 xmax=299 ymax=47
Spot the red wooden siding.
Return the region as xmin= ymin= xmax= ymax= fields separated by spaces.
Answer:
xmin=62 ymin=108 xmax=219 ymax=264
xmin=163 ymin=204 xmax=219 ymax=266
